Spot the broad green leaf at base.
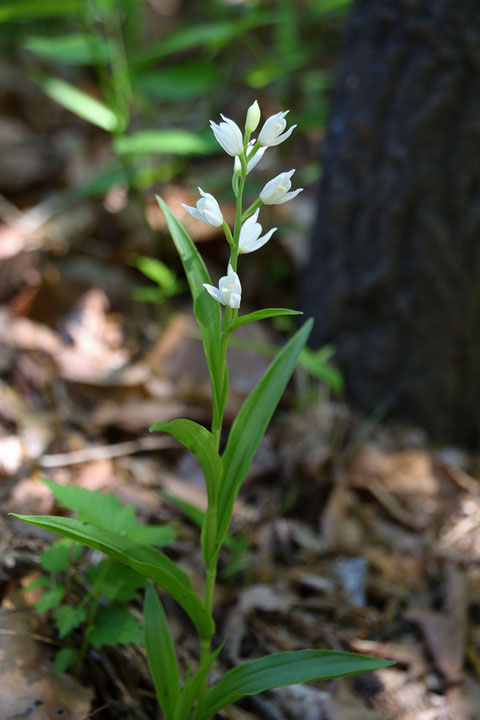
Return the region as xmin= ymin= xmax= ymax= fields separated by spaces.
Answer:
xmin=197 ymin=649 xmax=394 ymax=719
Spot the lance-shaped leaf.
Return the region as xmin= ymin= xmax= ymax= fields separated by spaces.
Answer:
xmin=11 ymin=515 xmax=214 ymax=640
xmin=228 ymin=308 xmax=302 ymax=332
xmin=156 ymin=196 xmax=223 ymax=419
xmin=217 ymin=319 xmax=313 ymax=548
xmin=175 ymin=644 xmax=224 ymax=720
xmin=196 ymin=649 xmax=394 ymax=719
xmin=144 ymin=584 xmax=180 ymax=720
xmin=150 ymin=419 xmax=221 ymax=503
xmin=34 ymin=73 xmax=118 ymax=131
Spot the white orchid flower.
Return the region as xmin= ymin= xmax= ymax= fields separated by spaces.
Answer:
xmin=182 ymin=187 xmax=223 ymax=227
xmin=209 ymin=114 xmax=244 ymax=157
xmin=234 ymin=141 xmax=267 ymax=174
xmin=258 ymin=110 xmax=296 ymax=147
xmin=239 ymin=209 xmax=277 ymax=254
xmin=203 ymin=263 xmax=242 ymax=309
xmin=260 ymin=170 xmax=303 ymax=205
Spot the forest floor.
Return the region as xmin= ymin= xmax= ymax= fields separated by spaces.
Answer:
xmin=2 ymin=50 xmax=480 ymax=720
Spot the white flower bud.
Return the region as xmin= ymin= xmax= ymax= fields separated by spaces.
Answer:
xmin=258 ymin=110 xmax=296 ymax=147
xmin=245 ymin=100 xmax=261 ymax=133
xmin=203 ymin=263 xmax=242 ymax=309
xmin=182 ymin=187 xmax=223 ymax=227
xmin=239 ymin=209 xmax=277 ymax=254
xmin=209 ymin=114 xmax=244 ymax=157
xmin=260 ymin=170 xmax=303 ymax=205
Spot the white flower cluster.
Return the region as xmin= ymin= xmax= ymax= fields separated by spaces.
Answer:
xmin=182 ymin=102 xmax=303 ymax=309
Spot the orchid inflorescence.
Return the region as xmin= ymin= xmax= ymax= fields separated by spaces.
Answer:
xmin=182 ymin=101 xmax=303 ymax=310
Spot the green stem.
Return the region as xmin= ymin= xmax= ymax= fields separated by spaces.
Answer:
xmin=199 ymin=150 xmax=248 ymax=707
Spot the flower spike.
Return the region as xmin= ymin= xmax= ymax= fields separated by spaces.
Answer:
xmin=239 ymin=209 xmax=277 ymax=254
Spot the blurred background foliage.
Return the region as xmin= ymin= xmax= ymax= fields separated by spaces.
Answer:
xmin=1 ymin=0 xmax=350 ymax=193
xmin=0 ymin=0 xmax=349 ymax=395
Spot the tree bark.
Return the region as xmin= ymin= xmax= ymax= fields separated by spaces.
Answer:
xmin=302 ymin=0 xmax=480 ymax=446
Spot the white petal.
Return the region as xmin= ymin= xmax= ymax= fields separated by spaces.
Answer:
xmin=269 ymin=188 xmax=303 ymax=205
xmin=182 ymin=204 xmax=206 ymax=223
xmin=227 ymin=292 xmax=241 ymax=309
xmin=203 ymin=283 xmax=225 ymax=305
xmin=268 ymin=124 xmax=296 ymax=146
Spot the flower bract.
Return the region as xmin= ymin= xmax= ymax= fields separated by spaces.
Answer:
xmin=182 ymin=188 xmax=223 ymax=227
xmin=260 ymin=170 xmax=303 ymax=205
xmin=210 ymin=114 xmax=244 ymax=157
xmin=239 ymin=209 xmax=277 ymax=254
xmin=258 ymin=110 xmax=296 ymax=147
xmin=203 ymin=263 xmax=242 ymax=308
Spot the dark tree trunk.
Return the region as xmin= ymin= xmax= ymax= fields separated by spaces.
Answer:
xmin=302 ymin=0 xmax=480 ymax=446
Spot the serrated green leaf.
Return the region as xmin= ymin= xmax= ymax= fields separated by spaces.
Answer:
xmin=89 ymin=560 xmax=147 ymax=602
xmin=0 ymin=0 xmax=81 ymax=21
xmin=40 ymin=538 xmax=80 ymax=573
xmin=217 ymin=320 xmax=313 ymax=548
xmin=54 ymin=648 xmax=77 ymax=675
xmin=87 ymin=605 xmax=143 ymax=648
xmin=34 ymin=73 xmax=117 ymax=131
xmin=114 ymin=130 xmax=210 ymax=156
xmin=54 ymin=604 xmax=87 ymax=638
xmin=43 ymin=480 xmax=137 ymax=535
xmin=12 ymin=515 xmax=214 ymax=639
xmin=144 ymin=584 xmax=180 ymax=719
xmin=230 ymin=308 xmax=302 ymax=331
xmin=197 ymin=650 xmax=394 ymax=719
xmin=35 ymin=583 xmax=64 ymax=613
xmin=156 ymin=196 xmax=222 ymax=421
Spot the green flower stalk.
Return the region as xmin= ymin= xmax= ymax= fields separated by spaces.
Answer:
xmin=12 ymin=102 xmax=393 ymax=719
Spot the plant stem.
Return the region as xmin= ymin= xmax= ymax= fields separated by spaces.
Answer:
xmin=199 ymin=152 xmax=248 ymax=704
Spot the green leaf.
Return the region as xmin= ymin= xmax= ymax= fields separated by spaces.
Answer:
xmin=126 ymin=523 xmax=177 ymax=547
xmin=43 ymin=479 xmax=137 ymax=535
xmin=12 ymin=515 xmax=214 ymax=639
xmin=87 ymin=605 xmax=143 ymax=648
xmin=40 ymin=539 xmax=79 ymax=573
xmin=114 ymin=130 xmax=210 ymax=156
xmin=299 ymin=345 xmax=344 ymax=394
xmin=150 ymin=419 xmax=221 ymax=504
xmin=89 ymin=560 xmax=147 ymax=602
xmin=0 ymin=0 xmax=81 ymax=21
xmin=135 ymin=62 xmax=217 ymax=101
xmin=197 ymin=650 xmax=394 ymax=719
xmin=34 ymin=73 xmax=117 ymax=131
xmin=217 ymin=319 xmax=313 ymax=548
xmin=24 ymin=576 xmax=50 ymax=591
xmin=144 ymin=584 xmax=180 ymax=719
xmin=22 ymin=33 xmax=112 ymax=65
xmin=35 ymin=583 xmax=64 ymax=613
xmin=176 ymin=644 xmax=224 ymax=720
xmin=132 ymin=255 xmax=184 ymax=295
xmin=156 ymin=196 xmax=222 ymax=419
xmin=54 ymin=648 xmax=77 ymax=675
xmin=54 ymin=605 xmax=87 ymax=638
xmin=230 ymin=308 xmax=302 ymax=331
